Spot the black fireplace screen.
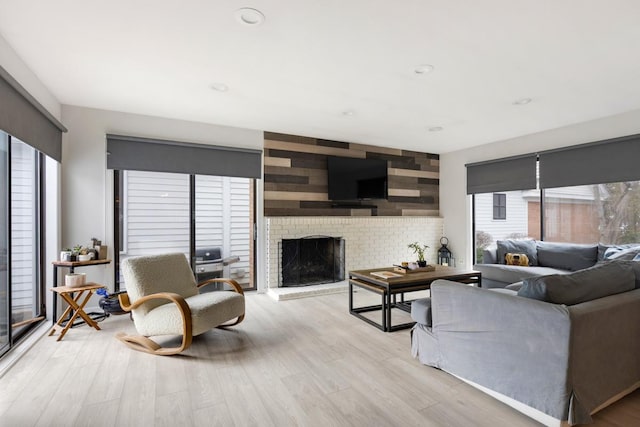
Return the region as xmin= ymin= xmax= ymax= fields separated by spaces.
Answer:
xmin=280 ymin=236 xmax=345 ymax=287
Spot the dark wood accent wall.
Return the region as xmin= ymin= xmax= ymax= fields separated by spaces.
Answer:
xmin=264 ymin=132 xmax=439 ymax=216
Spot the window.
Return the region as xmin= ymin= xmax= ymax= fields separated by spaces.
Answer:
xmin=0 ymin=133 xmax=8 ymax=355
xmin=474 ymin=181 xmax=640 ymax=263
xmin=493 ymin=193 xmax=507 ymax=220
xmin=1 ymin=132 xmax=44 ymax=358
xmin=544 ymin=182 xmax=640 ymax=244
xmin=0 ymin=68 xmax=64 ymax=360
xmin=469 ymin=133 xmax=640 ymax=264
xmin=115 ymin=170 xmax=255 ymax=291
xmin=474 ymin=190 xmax=541 ymax=263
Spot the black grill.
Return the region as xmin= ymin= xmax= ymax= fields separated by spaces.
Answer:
xmin=194 ymin=247 xmax=240 ymax=292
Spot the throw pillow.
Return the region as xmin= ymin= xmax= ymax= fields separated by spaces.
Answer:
xmin=505 ymin=253 xmax=530 ymax=266
xmin=597 ymin=244 xmax=610 ymax=261
xmin=496 ymin=239 xmax=538 ymax=266
xmin=536 ymin=241 xmax=598 ymax=271
xmin=517 ymin=261 xmax=635 ymax=305
xmin=600 ymin=243 xmax=640 ymax=260
xmin=606 ymin=246 xmax=640 ymax=261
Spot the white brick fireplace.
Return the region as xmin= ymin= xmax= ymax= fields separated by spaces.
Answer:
xmin=265 ymin=216 xmax=444 ymax=290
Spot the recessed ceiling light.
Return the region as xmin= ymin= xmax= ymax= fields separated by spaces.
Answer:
xmin=342 ymin=109 xmax=356 ymax=116
xmin=210 ymin=82 xmax=229 ymax=92
xmin=414 ymin=64 xmax=434 ymax=75
xmin=235 ymin=8 xmax=265 ymax=26
xmin=513 ymin=97 xmax=532 ymax=105
xmin=428 ymin=126 xmax=443 ymax=132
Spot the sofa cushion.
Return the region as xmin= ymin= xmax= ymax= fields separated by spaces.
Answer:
xmin=517 ymin=261 xmax=635 ymax=305
xmin=136 ymin=291 xmax=245 ymax=337
xmin=628 ymin=260 xmax=640 ymax=289
xmin=600 ymin=260 xmax=640 ymax=289
xmin=506 ymin=281 xmax=523 ymax=291
xmin=411 ymin=297 xmax=432 ymax=326
xmin=474 ymin=264 xmax=569 ymax=287
xmin=482 ymin=247 xmax=497 ymax=264
xmin=536 ymin=242 xmax=597 ymax=271
xmin=497 ymin=239 xmax=538 ymax=265
xmin=488 ymin=288 xmax=519 ymax=296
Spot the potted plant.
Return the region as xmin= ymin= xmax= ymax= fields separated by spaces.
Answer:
xmin=60 ymin=248 xmax=73 ymax=261
xmin=408 ymin=242 xmax=429 ymax=267
xmin=75 ymin=245 xmax=94 ymax=262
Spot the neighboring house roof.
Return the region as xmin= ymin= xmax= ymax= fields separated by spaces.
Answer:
xmin=521 ymin=185 xmax=609 ymax=202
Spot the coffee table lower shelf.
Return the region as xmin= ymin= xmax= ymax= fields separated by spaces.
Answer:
xmin=349 ymin=279 xmax=424 ymax=332
xmin=348 ymin=267 xmax=481 ymax=332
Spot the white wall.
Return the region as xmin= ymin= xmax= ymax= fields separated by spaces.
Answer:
xmin=0 ymin=34 xmax=61 ymax=120
xmin=440 ymin=108 xmax=640 ymax=268
xmin=60 ymin=105 xmax=263 ymax=290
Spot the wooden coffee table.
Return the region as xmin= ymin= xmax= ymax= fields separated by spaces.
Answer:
xmin=349 ymin=266 xmax=481 ymax=332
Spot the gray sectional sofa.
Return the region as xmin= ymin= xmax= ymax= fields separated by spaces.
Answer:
xmin=475 ymin=239 xmax=640 ymax=288
xmin=411 ymin=260 xmax=640 ymax=426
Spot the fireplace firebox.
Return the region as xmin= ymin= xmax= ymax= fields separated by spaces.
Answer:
xmin=280 ymin=236 xmax=345 ymax=287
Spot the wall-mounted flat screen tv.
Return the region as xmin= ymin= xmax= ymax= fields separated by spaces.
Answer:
xmin=327 ymin=156 xmax=388 ymax=201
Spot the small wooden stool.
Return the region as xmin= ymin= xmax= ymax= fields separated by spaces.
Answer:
xmin=49 ymin=283 xmax=106 ymax=341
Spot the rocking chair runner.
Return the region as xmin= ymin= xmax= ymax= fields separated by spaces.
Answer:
xmin=116 ymin=253 xmax=245 ymax=355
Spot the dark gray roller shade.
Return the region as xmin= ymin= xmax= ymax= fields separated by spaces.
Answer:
xmin=0 ymin=65 xmax=67 ymax=161
xmin=466 ymin=154 xmax=537 ymax=194
xmin=539 ymin=134 xmax=640 ymax=188
xmin=106 ymin=134 xmax=262 ymax=179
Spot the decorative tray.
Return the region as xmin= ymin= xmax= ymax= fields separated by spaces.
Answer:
xmin=393 ymin=265 xmax=436 ymax=274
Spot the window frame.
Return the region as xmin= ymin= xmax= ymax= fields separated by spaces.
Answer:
xmin=113 ymin=171 xmax=257 ymax=292
xmin=492 ymin=193 xmax=507 ymax=220
xmin=1 ymin=135 xmax=46 ymax=359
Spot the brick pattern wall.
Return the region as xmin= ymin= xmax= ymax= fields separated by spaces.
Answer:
xmin=265 ymin=216 xmax=444 ymax=288
xmin=264 ymin=132 xmax=439 ymax=216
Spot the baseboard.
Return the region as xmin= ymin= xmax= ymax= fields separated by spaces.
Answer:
xmin=266 ymin=281 xmax=348 ymax=301
xmin=0 ymin=322 xmax=50 ymax=379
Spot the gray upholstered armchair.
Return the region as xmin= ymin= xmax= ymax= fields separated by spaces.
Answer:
xmin=116 ymin=252 xmax=245 ymax=355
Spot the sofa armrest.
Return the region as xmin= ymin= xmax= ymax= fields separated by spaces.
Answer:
xmin=566 ymin=289 xmax=640 ymax=423
xmin=430 ymin=280 xmax=572 ymax=420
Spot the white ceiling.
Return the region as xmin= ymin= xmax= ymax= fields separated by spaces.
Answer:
xmin=1 ymin=0 xmax=640 ymax=154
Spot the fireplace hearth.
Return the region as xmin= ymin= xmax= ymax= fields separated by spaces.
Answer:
xmin=280 ymin=236 xmax=345 ymax=287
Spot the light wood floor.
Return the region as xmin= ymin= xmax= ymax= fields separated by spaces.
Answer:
xmin=1 ymin=291 xmax=639 ymax=426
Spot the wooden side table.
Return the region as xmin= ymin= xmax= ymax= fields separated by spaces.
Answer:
xmin=49 ymin=283 xmax=106 ymax=341
xmin=51 ymin=259 xmax=111 ymax=318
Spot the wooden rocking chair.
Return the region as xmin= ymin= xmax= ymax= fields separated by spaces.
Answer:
xmin=116 ymin=252 xmax=245 ymax=356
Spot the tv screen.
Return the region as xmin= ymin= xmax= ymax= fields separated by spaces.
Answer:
xmin=327 ymin=156 xmax=388 ymax=201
